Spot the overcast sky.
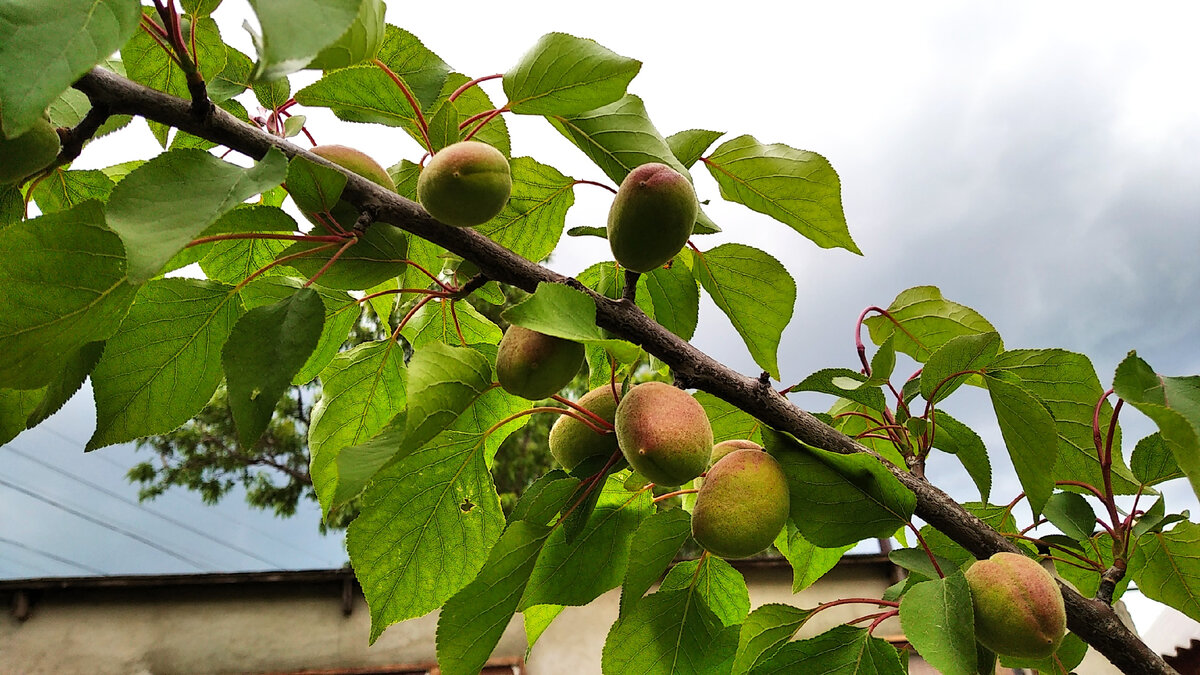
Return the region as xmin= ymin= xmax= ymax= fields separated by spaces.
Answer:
xmin=3 ymin=0 xmax=1198 ymax=634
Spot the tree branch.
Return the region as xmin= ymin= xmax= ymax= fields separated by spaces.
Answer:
xmin=70 ymin=66 xmax=1176 ymax=675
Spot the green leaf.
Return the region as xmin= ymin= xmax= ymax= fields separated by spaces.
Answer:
xmin=1131 ymin=432 xmax=1184 ymax=486
xmin=503 ymin=33 xmax=640 ymax=116
xmin=252 ymin=73 xmax=290 ymax=110
xmin=773 ymin=522 xmax=853 ymax=593
xmin=1042 ymin=492 xmax=1096 ymax=541
xmin=88 ymin=279 xmax=241 ymax=449
xmin=523 ymin=604 xmax=564 ymax=653
xmin=620 ymin=508 xmax=692 ymax=617
xmin=704 ymin=134 xmax=856 ymax=254
xmin=425 ymin=99 xmax=461 ymax=151
xmin=788 ymin=369 xmax=886 ymax=413
xmin=436 ymin=521 xmax=551 ymax=675
xmin=279 ymin=225 xmax=409 ymax=291
xmin=502 ymin=282 xmax=638 ymax=362
xmin=696 ymin=392 xmax=763 ymax=445
xmin=378 ymin=25 xmax=451 ymax=112
xmin=348 ymin=385 xmax=530 ymax=641
xmin=305 ymin=0 xmax=384 ymax=71
xmin=286 ymin=156 xmax=347 ymax=214
xmin=510 ymin=471 xmax=580 ymax=526
xmin=222 ymin=288 xmax=324 ymax=447
xmin=998 ymin=632 xmax=1088 ymax=674
xmin=208 ymin=46 xmax=252 ymax=101
xmin=667 ymin=129 xmax=724 ymax=169
xmin=692 ymin=243 xmax=795 ymax=380
xmin=182 ymin=0 xmax=222 ymax=17
xmin=121 ymin=13 xmax=227 ymax=145
xmin=864 ymin=286 xmax=998 ymax=363
xmin=660 ymin=556 xmax=750 ymax=627
xmin=26 ymin=342 xmax=104 ymax=428
xmin=0 ymin=0 xmax=140 ymax=137
xmin=246 ymin=0 xmax=361 ymax=80
xmin=0 ymin=187 xmax=22 ymax=227
xmin=401 ymin=298 xmax=504 ymax=360
xmin=644 ymin=257 xmax=700 ymax=341
xmin=0 ymin=202 xmax=137 ymax=390
xmin=309 ymin=339 xmax=407 ymax=515
xmin=992 ymin=349 xmax=1137 ymax=495
xmin=1114 ymin=351 xmax=1200 ymax=502
xmin=106 ymin=148 xmax=287 ymax=282
xmin=920 ymin=332 xmax=1001 ymax=403
xmin=474 ymin=157 xmax=574 ymax=263
xmin=764 ymin=428 xmax=915 ymax=547
xmin=984 ymin=374 xmax=1058 ymax=515
xmin=752 ymin=625 xmax=905 ymax=675
xmin=238 ymin=277 xmax=358 ymax=386
xmin=520 ymin=473 xmax=653 ymax=608
xmin=293 ymin=64 xmax=424 ymax=138
xmin=548 ymin=94 xmax=691 ymax=185
xmin=31 ymin=169 xmax=115 ymax=214
xmin=888 ymin=547 xmax=956 ymax=581
xmin=928 ymin=412 xmax=991 ymax=501
xmin=602 ymin=588 xmax=739 ymax=675
xmin=1132 ymin=520 xmax=1200 ymax=621
xmin=899 ymin=573 xmax=976 ymax=675
xmin=0 ymin=388 xmax=43 ymax=445
xmin=397 ymin=342 xmax=493 ymax=455
xmin=46 ymin=82 xmax=131 ymax=139
xmin=732 ymin=603 xmax=813 ymax=675
xmin=865 ymin=334 xmax=896 ymax=387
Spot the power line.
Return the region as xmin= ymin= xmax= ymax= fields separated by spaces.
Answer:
xmin=4 ymin=444 xmax=289 ymax=569
xmin=0 ymin=535 xmax=107 ymax=576
xmin=0 ymin=476 xmax=212 ymax=572
xmin=37 ymin=425 xmax=338 ymax=565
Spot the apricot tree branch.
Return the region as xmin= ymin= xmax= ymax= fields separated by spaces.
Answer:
xmin=70 ymin=66 xmax=1176 ymax=675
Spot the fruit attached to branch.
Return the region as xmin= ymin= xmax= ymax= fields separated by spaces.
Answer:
xmin=417 ymin=140 xmax=511 ymax=227
xmin=548 ymin=385 xmax=623 ymax=471
xmin=495 ymin=325 xmax=585 ymax=400
xmin=607 ymin=162 xmax=697 ymax=273
xmin=615 ymin=381 xmax=712 ymax=486
xmin=691 ymin=448 xmax=790 ymax=558
xmin=965 ymin=552 xmax=1068 ymax=659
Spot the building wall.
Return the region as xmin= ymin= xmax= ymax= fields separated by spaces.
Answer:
xmin=0 ymin=563 xmax=1127 ymax=675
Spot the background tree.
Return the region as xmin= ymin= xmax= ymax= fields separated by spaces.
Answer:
xmin=0 ymin=2 xmax=1194 ymax=674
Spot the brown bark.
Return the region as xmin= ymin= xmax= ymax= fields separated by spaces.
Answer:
xmin=72 ymin=66 xmax=1176 ymax=675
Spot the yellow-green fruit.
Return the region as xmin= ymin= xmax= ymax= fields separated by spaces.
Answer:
xmin=691 ymin=449 xmax=789 ymax=558
xmin=697 ymin=439 xmax=763 ymax=489
xmin=607 ymin=162 xmax=697 ymax=273
xmin=0 ymin=117 xmax=61 ymax=186
xmin=308 ymin=144 xmax=396 ymax=228
xmin=548 ymin=385 xmax=623 ymax=471
xmin=496 ymin=325 xmax=584 ymax=400
xmin=965 ymin=552 xmax=1067 ymax=659
xmin=306 ymin=0 xmax=385 ymax=70
xmin=615 ymin=381 xmax=712 ymax=486
xmin=417 ymin=141 xmax=511 ymax=227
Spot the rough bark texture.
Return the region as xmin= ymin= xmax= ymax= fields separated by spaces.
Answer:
xmin=73 ymin=66 xmax=1176 ymax=675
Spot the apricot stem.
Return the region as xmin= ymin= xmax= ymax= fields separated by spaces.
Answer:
xmin=400 ymin=259 xmax=453 ymax=291
xmin=867 ymin=610 xmax=898 ymax=635
xmin=461 ymin=106 xmax=508 ymax=142
xmin=186 ymin=232 xmax=345 ymax=247
xmin=390 ymin=293 xmax=437 ymax=341
xmin=447 ymin=74 xmax=503 ymax=102
xmin=908 ymin=521 xmax=944 ymax=578
xmin=449 ymin=301 xmax=467 ymax=346
xmin=373 ymin=58 xmax=431 ymax=151
xmin=303 ymin=236 xmax=358 ymax=287
xmin=356 ymin=288 xmax=448 ymax=304
xmin=555 ymin=450 xmax=626 ymax=526
xmin=571 ymin=179 xmax=618 ymax=195
xmin=652 ymin=488 xmax=698 ymax=503
xmin=550 ymin=394 xmax=614 ymax=430
xmin=232 ymin=242 xmax=337 ymax=293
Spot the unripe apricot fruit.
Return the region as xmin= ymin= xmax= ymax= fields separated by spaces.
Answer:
xmin=495 ymin=325 xmax=584 ymax=400
xmin=548 ymin=385 xmax=622 ymax=471
xmin=607 ymin=162 xmax=697 ymax=273
xmin=615 ymin=381 xmax=712 ymax=486
xmin=417 ymin=141 xmax=511 ymax=227
xmin=691 ymin=449 xmax=790 ymax=558
xmin=965 ymin=552 xmax=1067 ymax=659
xmin=697 ymin=439 xmax=764 ymax=490
xmin=0 ymin=117 xmax=61 ymax=186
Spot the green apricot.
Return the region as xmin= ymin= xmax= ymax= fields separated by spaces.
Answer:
xmin=417 ymin=141 xmax=511 ymax=227
xmin=0 ymin=117 xmax=61 ymax=186
xmin=495 ymin=325 xmax=585 ymax=400
xmin=548 ymin=385 xmax=623 ymax=471
xmin=607 ymin=162 xmax=697 ymax=273
xmin=306 ymin=0 xmax=385 ymax=70
xmin=691 ymin=449 xmax=789 ymax=558
xmin=697 ymin=439 xmax=764 ymax=490
xmin=615 ymin=381 xmax=712 ymax=486
xmin=965 ymin=552 xmax=1067 ymax=659
xmin=307 ymin=144 xmax=397 ymax=229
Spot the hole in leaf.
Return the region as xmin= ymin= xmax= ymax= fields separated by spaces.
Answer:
xmin=459 ymin=498 xmax=475 ymax=513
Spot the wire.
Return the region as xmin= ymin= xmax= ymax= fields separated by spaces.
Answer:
xmin=35 ymin=424 xmax=338 ymax=565
xmin=0 ymin=535 xmax=107 ymax=576
xmin=0 ymin=476 xmax=213 ymax=571
xmin=4 ymin=445 xmax=289 ymax=568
